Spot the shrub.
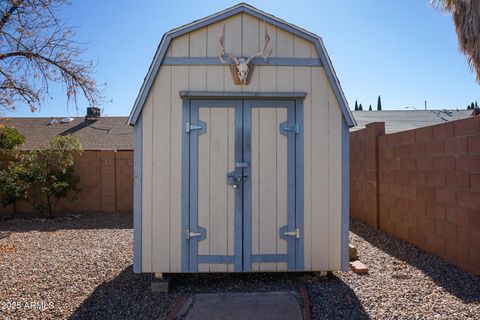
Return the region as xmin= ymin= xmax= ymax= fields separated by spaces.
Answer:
xmin=0 ymin=126 xmax=25 ymax=150
xmin=0 ymin=134 xmax=82 ymax=218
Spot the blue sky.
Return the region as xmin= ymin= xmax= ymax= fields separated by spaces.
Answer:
xmin=9 ymin=0 xmax=480 ymax=117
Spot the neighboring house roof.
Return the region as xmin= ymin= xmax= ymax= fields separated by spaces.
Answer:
xmin=351 ymin=110 xmax=472 ymax=134
xmin=0 ymin=117 xmax=132 ymax=150
xmin=127 ymin=2 xmax=356 ymax=127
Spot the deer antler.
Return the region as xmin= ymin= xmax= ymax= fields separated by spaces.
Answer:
xmin=246 ymin=21 xmax=273 ymax=65
xmin=219 ymin=23 xmax=239 ymax=65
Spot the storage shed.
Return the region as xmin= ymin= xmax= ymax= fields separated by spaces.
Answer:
xmin=128 ymin=3 xmax=356 ymax=274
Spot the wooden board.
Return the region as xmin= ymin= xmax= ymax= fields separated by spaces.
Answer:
xmin=141 ymin=92 xmax=153 ymax=272
xmin=328 ymin=86 xmax=343 ymax=270
xmin=152 ymin=66 xmax=171 ymax=272
xmin=293 ymin=67 xmax=312 ymax=271
xmin=311 ymin=67 xmax=330 ymax=271
xmin=169 ymin=65 xmax=188 ymax=271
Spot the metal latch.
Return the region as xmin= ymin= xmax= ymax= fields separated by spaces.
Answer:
xmin=185 ymin=226 xmax=207 ymax=240
xmin=283 ymin=228 xmax=300 ymax=238
xmin=281 ymin=123 xmax=299 ymax=134
xmin=185 ymin=122 xmax=203 ymax=133
xmin=235 ymin=162 xmax=249 ymax=168
xmin=227 ymin=171 xmax=247 ymax=189
xmin=185 ymin=230 xmax=201 ymax=239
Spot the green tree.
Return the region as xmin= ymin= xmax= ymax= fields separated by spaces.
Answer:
xmin=0 ymin=159 xmax=29 ymax=209
xmin=471 ymin=102 xmax=475 ymax=109
xmin=0 ymin=126 xmax=26 ymax=216
xmin=354 ymin=100 xmax=359 ymax=111
xmin=28 ymin=135 xmax=82 ymax=217
xmin=359 ymin=103 xmax=363 ymax=111
xmin=369 ymin=104 xmax=372 ymax=111
xmin=377 ymin=95 xmax=382 ymax=110
xmin=0 ymin=126 xmax=25 ymax=150
xmin=0 ymin=134 xmax=82 ymax=218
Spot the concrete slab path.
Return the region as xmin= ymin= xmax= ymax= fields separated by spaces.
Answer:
xmin=181 ymin=292 xmax=303 ymax=320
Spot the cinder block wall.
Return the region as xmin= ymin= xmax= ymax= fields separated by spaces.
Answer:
xmin=350 ymin=117 xmax=480 ymax=275
xmin=350 ymin=122 xmax=385 ymax=228
xmin=0 ymin=150 xmax=133 ymax=216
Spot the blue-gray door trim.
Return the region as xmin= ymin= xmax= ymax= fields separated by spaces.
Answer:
xmin=182 ymin=98 xmax=304 ymax=272
xmin=295 ymin=99 xmax=305 ymax=271
xmin=181 ymin=99 xmax=190 ymax=272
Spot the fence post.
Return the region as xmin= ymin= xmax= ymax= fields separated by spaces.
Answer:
xmin=350 ymin=122 xmax=385 ymax=228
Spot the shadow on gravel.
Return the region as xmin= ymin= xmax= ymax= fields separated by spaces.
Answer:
xmin=69 ymin=266 xmax=179 ymax=320
xmin=0 ymin=214 xmax=133 ymax=233
xmin=350 ymin=219 xmax=480 ymax=304
xmin=307 ymin=274 xmax=369 ymax=319
xmin=70 ymin=267 xmax=369 ymax=320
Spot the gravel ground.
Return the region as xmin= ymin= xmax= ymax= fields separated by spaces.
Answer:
xmin=0 ymin=215 xmax=478 ymax=319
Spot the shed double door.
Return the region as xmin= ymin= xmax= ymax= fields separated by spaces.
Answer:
xmin=184 ymin=99 xmax=302 ymax=272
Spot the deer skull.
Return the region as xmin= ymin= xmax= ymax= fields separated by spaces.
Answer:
xmin=234 ymin=57 xmax=250 ymax=83
xmin=219 ymin=22 xmax=272 ymax=85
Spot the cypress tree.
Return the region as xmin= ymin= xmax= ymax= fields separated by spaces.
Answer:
xmin=377 ymin=95 xmax=382 ymax=110
xmin=354 ymin=100 xmax=358 ymax=111
xmin=359 ymin=103 xmax=363 ymax=111
xmin=471 ymin=102 xmax=475 ymax=109
xmin=369 ymin=104 xmax=372 ymax=111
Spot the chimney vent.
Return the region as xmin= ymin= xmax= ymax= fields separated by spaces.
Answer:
xmin=86 ymin=106 xmax=101 ymax=121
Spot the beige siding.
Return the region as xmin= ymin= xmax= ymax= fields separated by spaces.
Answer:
xmin=141 ymin=12 xmax=344 ymax=273
xmin=327 ymin=87 xmax=343 ymax=270
xmin=310 ymin=67 xmax=330 ymax=271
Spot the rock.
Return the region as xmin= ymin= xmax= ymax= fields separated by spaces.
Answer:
xmin=350 ymin=260 xmax=368 ymax=274
xmin=0 ymin=231 xmax=11 ymax=240
xmin=349 ymin=244 xmax=358 ymax=261
xmin=151 ymin=279 xmax=170 ymax=293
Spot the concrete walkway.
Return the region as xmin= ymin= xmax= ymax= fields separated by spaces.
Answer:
xmin=181 ymin=292 xmax=303 ymax=320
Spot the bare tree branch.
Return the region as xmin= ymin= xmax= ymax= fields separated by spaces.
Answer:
xmin=0 ymin=0 xmax=102 ymax=114
xmin=0 ymin=0 xmax=24 ymax=33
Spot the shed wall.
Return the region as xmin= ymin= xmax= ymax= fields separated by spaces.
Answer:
xmin=139 ymin=12 xmax=343 ymax=272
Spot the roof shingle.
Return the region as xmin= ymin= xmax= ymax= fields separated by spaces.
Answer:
xmin=0 ymin=117 xmax=132 ymax=150
xmin=351 ymin=110 xmax=472 ymax=134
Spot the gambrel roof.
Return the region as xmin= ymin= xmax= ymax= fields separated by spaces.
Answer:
xmin=127 ymin=3 xmax=356 ymax=127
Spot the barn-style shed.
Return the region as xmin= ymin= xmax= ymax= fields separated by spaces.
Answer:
xmin=128 ymin=3 xmax=356 ymax=274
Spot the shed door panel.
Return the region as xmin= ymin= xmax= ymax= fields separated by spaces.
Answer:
xmin=250 ymin=107 xmax=288 ymax=271
xmin=185 ymin=99 xmax=302 ymax=272
xmin=243 ymin=100 xmax=297 ymax=271
xmin=188 ymin=100 xmax=242 ymax=272
xmin=197 ymin=106 xmax=236 ymax=272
